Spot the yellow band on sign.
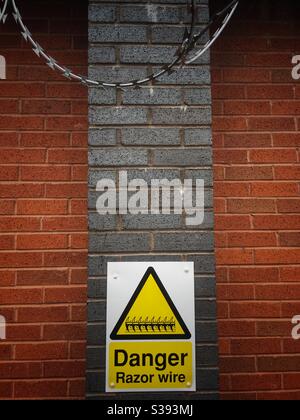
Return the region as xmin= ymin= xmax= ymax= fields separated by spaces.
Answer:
xmin=109 ymin=341 xmax=193 ymax=390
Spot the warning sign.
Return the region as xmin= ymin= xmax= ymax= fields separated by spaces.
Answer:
xmin=106 ymin=262 xmax=196 ymax=393
xmin=110 ymin=267 xmax=191 ymax=340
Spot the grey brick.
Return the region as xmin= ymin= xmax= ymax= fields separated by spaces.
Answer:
xmin=89 ymin=170 xmax=116 ymax=188
xmin=185 ymin=128 xmax=212 ymax=146
xmin=154 ymin=232 xmax=214 ymax=252
xmin=156 ymin=67 xmax=211 ymax=85
xmin=197 ymin=346 xmax=219 ymax=367
xmin=89 ymin=25 xmax=147 ymax=43
xmin=122 ymin=214 xmax=182 ymax=230
xmin=184 ymin=169 xmax=213 ymax=186
xmin=87 ymin=347 xmax=106 ymax=369
xmin=89 ymin=87 xmax=116 ymax=105
xmin=151 ymin=23 xmax=210 ymax=44
xmin=88 ymin=302 xmax=106 ymax=322
xmin=89 ymin=5 xmax=116 ymax=23
xmin=89 ymin=213 xmax=117 ymax=231
xmin=89 ymin=148 xmax=148 ymax=166
xmin=89 ymin=107 xmax=148 ymax=125
xmin=89 ymin=233 xmax=151 ymax=253
xmin=120 ymin=254 xmax=183 ymax=263
xmin=195 ymin=276 xmax=216 ymax=298
xmin=195 ymin=299 xmax=217 ymax=320
xmin=122 ymin=128 xmax=180 ymax=146
xmin=87 ymin=324 xmax=106 ymax=346
xmin=88 ymin=278 xmax=106 ymax=299
xmin=196 ymin=321 xmax=218 ymax=343
xmin=196 ymin=368 xmax=219 ymax=391
xmin=88 ymin=256 xmax=120 ymax=277
xmin=88 ymin=66 xmax=148 ymax=85
xmin=152 ymin=108 xmax=211 ymax=125
xmin=86 ymin=372 xmax=105 ymax=393
xmin=89 ymin=129 xmax=117 ymax=146
xmin=153 ymin=149 xmax=212 ymax=166
xmin=122 ymin=87 xmax=182 ymax=106
xmin=120 ymin=46 xmax=177 ymax=65
xmin=188 ymin=254 xmax=216 ymax=274
xmin=88 ymin=47 xmax=116 ymax=64
xmin=120 ymin=5 xmax=181 ymax=23
xmin=184 ymin=87 xmax=212 ymax=105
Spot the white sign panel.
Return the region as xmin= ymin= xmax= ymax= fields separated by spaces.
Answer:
xmin=106 ymin=262 xmax=196 ymax=393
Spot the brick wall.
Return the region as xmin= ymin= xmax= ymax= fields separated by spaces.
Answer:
xmin=87 ymin=0 xmax=219 ymax=400
xmin=211 ymin=0 xmax=300 ymax=400
xmin=0 ymin=0 xmax=88 ymax=399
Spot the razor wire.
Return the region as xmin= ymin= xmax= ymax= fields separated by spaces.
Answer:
xmin=2 ymin=0 xmax=239 ymax=89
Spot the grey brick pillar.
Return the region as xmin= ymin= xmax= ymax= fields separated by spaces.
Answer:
xmin=87 ymin=0 xmax=219 ymax=400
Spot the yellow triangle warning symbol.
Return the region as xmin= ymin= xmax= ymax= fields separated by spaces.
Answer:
xmin=110 ymin=267 xmax=191 ymax=340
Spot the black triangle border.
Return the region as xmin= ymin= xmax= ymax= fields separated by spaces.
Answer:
xmin=110 ymin=267 xmax=191 ymax=341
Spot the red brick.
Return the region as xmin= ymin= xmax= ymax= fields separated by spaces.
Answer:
xmin=0 ymin=166 xmax=18 ymax=181
xmin=20 ymin=132 xmax=70 ymax=147
xmin=227 ymin=198 xmax=276 ymax=213
xmin=248 ymin=117 xmax=295 ymax=131
xmin=15 ymin=343 xmax=68 ymax=361
xmin=17 ymin=200 xmax=68 ymax=215
xmin=15 ymin=380 xmax=68 ymax=398
xmin=0 ymin=201 xmax=15 ymax=215
xmin=215 ymin=215 xmax=251 ymax=230
xmin=231 ymin=374 xmax=281 ymax=391
xmin=0 ymin=253 xmax=43 ymax=269
xmin=280 ymin=267 xmax=300 ymax=282
xmin=17 ymin=307 xmax=69 ymax=323
xmin=20 ymin=166 xmax=71 ymax=181
xmin=0 ymin=149 xmax=46 ymax=164
xmin=43 ymin=324 xmax=86 ymax=341
xmin=257 ymin=321 xmax=291 ymax=337
xmin=0 ymin=289 xmax=43 ymax=305
xmin=277 ymin=199 xmax=300 ymax=213
xmin=223 ymin=133 xmax=271 ymax=148
xmin=231 ymin=338 xmax=281 ymax=355
xmin=44 ymin=361 xmax=85 ymax=378
xmin=274 ymin=166 xmax=300 ymax=180
xmin=250 ymin=149 xmax=297 ymax=163
xmin=273 ymin=133 xmax=300 ymax=147
xmin=22 ymin=100 xmax=71 ymax=114
xmin=220 ymin=356 xmax=256 ymax=373
xmin=214 ymin=150 xmax=248 ymax=164
xmin=17 ymin=269 xmax=68 ymax=286
xmin=42 ymin=216 xmax=87 ymax=231
xmin=279 ymin=232 xmax=300 ymax=247
xmin=225 ymin=166 xmax=273 ymax=181
xmin=17 ymin=234 xmax=68 ymax=250
xmin=216 ymin=249 xmax=254 ymax=265
xmin=0 ymin=362 xmax=42 ymax=379
xmin=258 ymin=356 xmax=300 ymax=372
xmin=230 ymin=302 xmax=281 ymax=319
xmin=227 ymin=232 xmax=277 ymax=247
xmin=256 ymin=284 xmax=300 ymax=300
xmin=251 ymin=183 xmax=299 ymax=197
xmin=48 ymin=149 xmax=87 ymax=164
xmin=44 ymin=287 xmax=86 ymax=304
xmin=224 ymin=100 xmax=271 ymax=115
xmin=218 ymin=321 xmax=256 ymax=337
xmin=255 ymin=249 xmax=300 ymax=264
xmin=0 ymin=235 xmax=15 ymax=250
xmin=45 ymin=184 xmax=87 ymax=198
xmin=229 ymin=267 xmax=279 ymax=283
xmin=0 ymin=382 xmax=13 ymax=398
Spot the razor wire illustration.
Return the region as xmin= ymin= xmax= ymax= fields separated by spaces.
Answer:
xmin=1 ymin=0 xmax=239 ymax=88
xmin=126 ymin=317 xmax=176 ymax=333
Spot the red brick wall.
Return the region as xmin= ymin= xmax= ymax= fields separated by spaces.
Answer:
xmin=0 ymin=0 xmax=88 ymax=399
xmin=212 ymin=0 xmax=300 ymax=400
